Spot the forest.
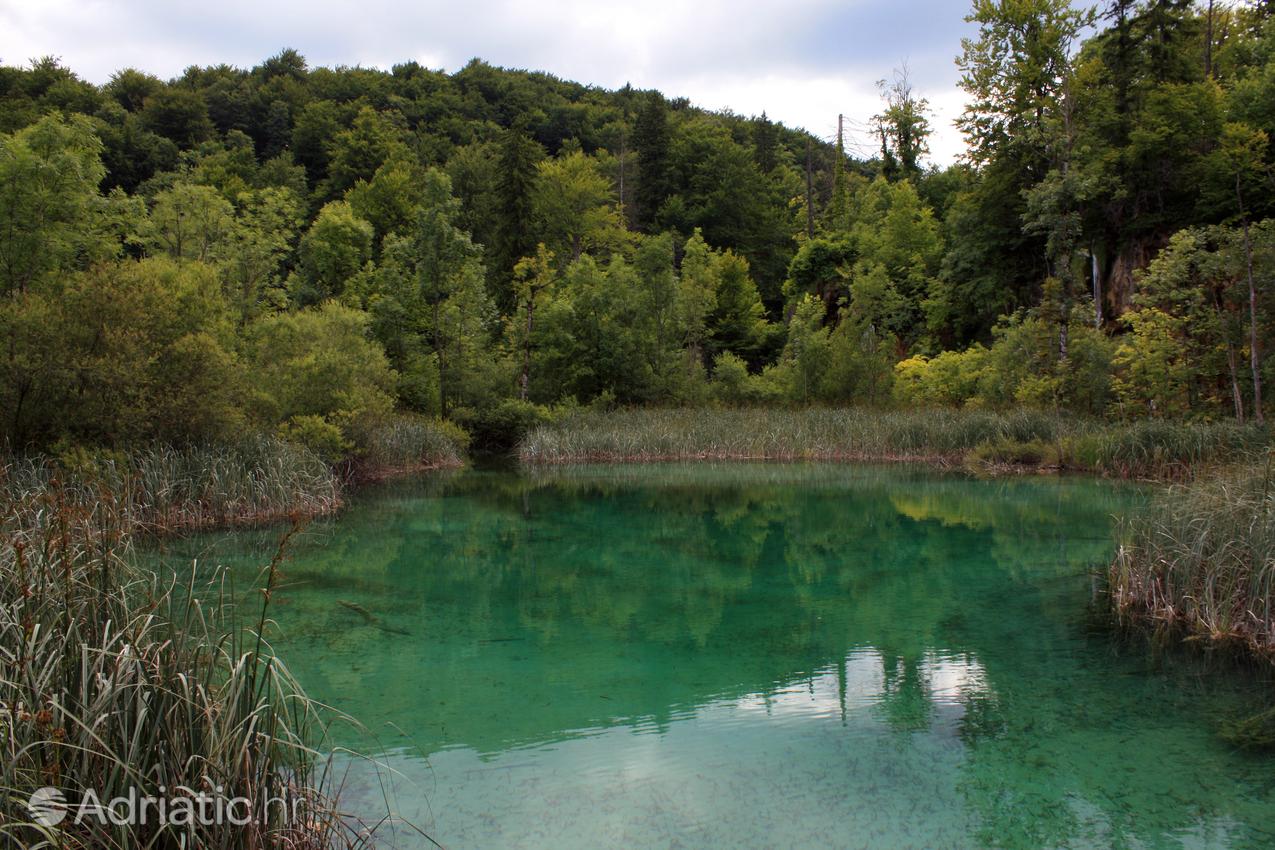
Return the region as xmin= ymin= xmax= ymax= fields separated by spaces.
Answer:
xmin=4 ymin=3 xmax=1275 ymax=846
xmin=1 ymin=0 xmax=1274 ymax=462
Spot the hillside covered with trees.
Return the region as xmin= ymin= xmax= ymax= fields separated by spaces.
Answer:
xmin=2 ymin=0 xmax=1273 ymax=458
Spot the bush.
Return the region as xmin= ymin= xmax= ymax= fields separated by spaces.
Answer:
xmin=454 ymin=399 xmax=554 ymax=452
xmin=279 ymin=414 xmax=351 ymax=463
xmin=245 ymin=302 xmax=397 ymax=426
xmin=967 ymin=437 xmax=1060 ymax=469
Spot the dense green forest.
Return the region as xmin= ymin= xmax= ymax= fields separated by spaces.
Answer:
xmin=2 ymin=0 xmax=1273 ymax=458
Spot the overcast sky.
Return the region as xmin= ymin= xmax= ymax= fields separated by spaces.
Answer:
xmin=0 ymin=0 xmax=976 ymax=164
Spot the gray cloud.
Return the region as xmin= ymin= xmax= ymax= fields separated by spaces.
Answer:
xmin=0 ymin=0 xmax=974 ymax=162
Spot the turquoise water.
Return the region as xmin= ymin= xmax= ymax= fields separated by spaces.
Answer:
xmin=150 ymin=464 xmax=1275 ymax=849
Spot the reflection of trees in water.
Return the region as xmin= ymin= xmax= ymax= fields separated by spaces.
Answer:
xmin=142 ymin=466 xmax=1273 ymax=845
xmin=151 ymin=466 xmax=1275 ymax=845
xmin=151 ymin=465 xmax=1132 ymax=741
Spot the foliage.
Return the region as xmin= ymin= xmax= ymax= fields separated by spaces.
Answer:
xmin=2 ymin=9 xmax=1275 ymax=457
xmin=1111 ymin=458 xmax=1275 ymax=660
xmin=0 ymin=450 xmax=377 ymax=848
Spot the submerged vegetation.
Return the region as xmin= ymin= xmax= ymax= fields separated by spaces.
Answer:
xmin=520 ymin=407 xmax=1268 ymax=479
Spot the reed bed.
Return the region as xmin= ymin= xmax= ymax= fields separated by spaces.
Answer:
xmin=0 ymin=471 xmax=378 ymax=848
xmin=519 ymin=408 xmax=1268 ymax=479
xmin=1 ymin=438 xmax=343 ymax=537
xmin=1110 ymin=459 xmax=1275 ymax=662
xmin=343 ymin=414 xmax=468 ymax=481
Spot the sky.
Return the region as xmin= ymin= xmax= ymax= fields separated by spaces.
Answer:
xmin=0 ymin=0 xmax=976 ymax=164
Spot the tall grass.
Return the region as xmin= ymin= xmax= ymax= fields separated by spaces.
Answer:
xmin=2 ymin=437 xmax=343 ymax=536
xmin=1110 ymin=457 xmax=1275 ymax=661
xmin=343 ymin=414 xmax=468 ymax=481
xmin=0 ymin=474 xmax=378 ymax=848
xmin=519 ymin=407 xmax=1268 ymax=479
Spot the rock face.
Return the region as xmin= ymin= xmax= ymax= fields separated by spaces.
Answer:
xmin=1098 ymin=236 xmax=1169 ymax=325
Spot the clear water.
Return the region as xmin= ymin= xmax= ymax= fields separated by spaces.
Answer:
xmin=149 ymin=464 xmax=1275 ymax=849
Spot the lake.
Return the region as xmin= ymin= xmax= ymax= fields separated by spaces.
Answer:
xmin=148 ymin=463 xmax=1275 ymax=849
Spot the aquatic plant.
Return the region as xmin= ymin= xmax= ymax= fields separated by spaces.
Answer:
xmin=519 ymin=407 xmax=1267 ymax=479
xmin=342 ymin=413 xmax=469 ymax=480
xmin=1 ymin=437 xmax=342 ymax=536
xmin=1110 ymin=455 xmax=1275 ymax=662
xmin=0 ymin=478 xmax=382 ymax=848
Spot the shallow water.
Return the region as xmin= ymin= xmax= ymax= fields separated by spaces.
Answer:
xmin=150 ymin=464 xmax=1275 ymax=849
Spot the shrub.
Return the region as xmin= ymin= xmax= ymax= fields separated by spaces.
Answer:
xmin=280 ymin=414 xmax=351 ymax=463
xmin=454 ymin=400 xmax=554 ymax=452
xmin=967 ymin=437 xmax=1060 ymax=469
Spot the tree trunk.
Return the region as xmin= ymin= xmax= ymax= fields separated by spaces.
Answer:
xmin=1091 ymin=248 xmax=1103 ymax=328
xmin=1244 ymin=216 xmax=1264 ymax=423
xmin=1205 ymin=0 xmax=1215 ymax=79
xmin=1214 ymin=290 xmax=1245 ymax=422
xmin=1239 ymin=176 xmax=1264 ymax=423
xmin=434 ymin=300 xmax=448 ymax=418
xmin=520 ymin=298 xmax=535 ymax=402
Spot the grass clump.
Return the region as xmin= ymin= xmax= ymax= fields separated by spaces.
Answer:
xmin=1109 ymin=457 xmax=1275 ymax=662
xmin=519 ymin=407 xmax=1267 ymax=479
xmin=342 ymin=413 xmax=468 ymax=480
xmin=3 ymin=437 xmax=342 ymax=535
xmin=965 ymin=437 xmax=1061 ymax=471
xmin=0 ymin=474 xmax=378 ymax=848
xmin=1065 ymin=420 xmax=1266 ymax=480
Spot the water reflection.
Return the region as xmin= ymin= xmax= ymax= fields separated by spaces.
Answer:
xmin=146 ymin=464 xmax=1274 ymax=849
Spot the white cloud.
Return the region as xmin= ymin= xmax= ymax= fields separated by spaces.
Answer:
xmin=0 ymin=0 xmax=973 ymax=163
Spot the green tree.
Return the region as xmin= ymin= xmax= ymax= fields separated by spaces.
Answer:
xmin=633 ymin=92 xmax=671 ymax=229
xmin=149 ymin=182 xmax=235 ymax=264
xmin=323 ymin=106 xmax=410 ymax=199
xmin=245 ymin=301 xmax=397 ymax=427
xmin=531 ymin=151 xmax=626 ymax=264
xmin=491 ymin=124 xmax=544 ymax=311
xmin=0 ymin=113 xmax=107 ymax=295
xmin=293 ymin=200 xmax=374 ymax=305
xmin=511 ymin=244 xmax=557 ymax=401
xmin=875 ymin=67 xmax=931 ymax=181
xmin=222 ymin=187 xmax=303 ymax=323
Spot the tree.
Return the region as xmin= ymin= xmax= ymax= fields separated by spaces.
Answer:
xmin=222 ymin=187 xmax=303 ymax=324
xmin=875 ymin=66 xmax=931 ymax=181
xmin=0 ymin=113 xmax=107 ymax=295
xmin=780 ymin=294 xmax=832 ymax=403
xmin=633 ymin=92 xmax=671 ymax=229
xmin=957 ymin=0 xmax=1091 ymax=169
xmin=1213 ymin=122 xmax=1269 ymax=422
xmin=531 ymin=151 xmax=626 ymax=264
xmin=149 ymin=183 xmax=235 ymax=264
xmin=511 ymin=244 xmax=556 ymax=400
xmin=346 ymin=155 xmax=424 ymax=248
xmin=322 ymin=106 xmax=410 ymax=199
xmin=293 ymin=201 xmax=373 ymax=305
xmin=708 ymin=249 xmax=771 ymax=367
xmin=491 ymin=123 xmax=544 ymax=311
xmin=677 ymin=230 xmax=719 ymax=370
xmin=246 ymin=301 xmax=397 ymax=427
xmin=400 ymin=169 xmax=491 ymax=416
xmin=140 ymin=86 xmax=213 ymax=148
xmin=2 ymin=258 xmax=244 ymax=446
xmin=753 ymin=111 xmax=779 ymax=173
